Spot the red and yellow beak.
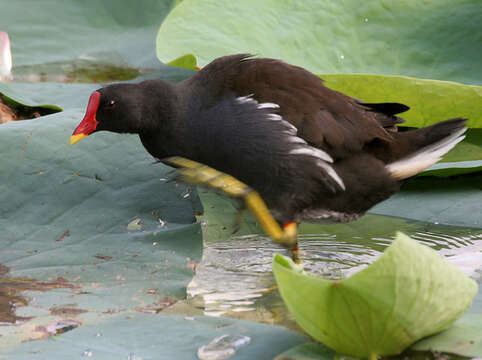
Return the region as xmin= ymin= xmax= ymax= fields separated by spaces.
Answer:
xmin=70 ymin=91 xmax=101 ymax=145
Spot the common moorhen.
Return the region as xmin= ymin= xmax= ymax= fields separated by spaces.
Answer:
xmin=71 ymin=54 xmax=467 ymax=258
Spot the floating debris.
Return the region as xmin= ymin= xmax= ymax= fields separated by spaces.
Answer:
xmin=82 ymin=349 xmax=93 ymax=357
xmin=56 ymin=230 xmax=70 ymax=242
xmin=49 ymin=305 xmax=87 ymax=317
xmin=197 ymin=334 xmax=251 ymax=360
xmin=127 ymin=218 xmax=143 ymax=231
xmin=93 ymin=255 xmax=112 ymax=261
xmin=40 ymin=319 xmax=80 ymax=336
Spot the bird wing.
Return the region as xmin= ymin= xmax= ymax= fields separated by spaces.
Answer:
xmin=189 ymin=54 xmax=408 ymax=159
xmin=171 ymin=91 xmax=346 ymax=222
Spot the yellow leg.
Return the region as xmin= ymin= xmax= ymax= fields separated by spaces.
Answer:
xmin=164 ymin=157 xmax=299 ymax=254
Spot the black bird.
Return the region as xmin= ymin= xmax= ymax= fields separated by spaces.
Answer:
xmin=70 ymin=54 xmax=467 ymax=256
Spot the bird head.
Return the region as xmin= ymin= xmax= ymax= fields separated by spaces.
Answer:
xmin=70 ymin=84 xmax=143 ymax=145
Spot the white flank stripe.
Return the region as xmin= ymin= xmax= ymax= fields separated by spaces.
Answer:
xmin=282 ymin=121 xmax=298 ymax=133
xmin=386 ymin=127 xmax=467 ymax=180
xmin=267 ymin=114 xmax=282 ymax=121
xmin=289 ymin=146 xmax=333 ymax=163
xmin=283 ymin=129 xmax=297 ymax=136
xmin=236 ymin=94 xmax=256 ymax=105
xmin=316 ymin=160 xmax=346 ymax=190
xmin=286 ymin=137 xmax=307 ymax=145
xmin=257 ymin=102 xmax=280 ymax=109
xmin=235 ymin=92 xmax=344 ymax=192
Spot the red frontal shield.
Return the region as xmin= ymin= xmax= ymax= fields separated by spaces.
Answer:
xmin=70 ymin=91 xmax=101 ymax=145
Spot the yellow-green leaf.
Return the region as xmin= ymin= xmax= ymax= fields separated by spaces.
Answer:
xmin=272 ymin=232 xmax=478 ymax=358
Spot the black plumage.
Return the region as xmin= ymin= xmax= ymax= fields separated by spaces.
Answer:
xmin=71 ymin=54 xmax=467 ymax=225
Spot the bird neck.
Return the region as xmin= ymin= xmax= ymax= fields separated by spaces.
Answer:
xmin=137 ymin=79 xmax=179 ymax=133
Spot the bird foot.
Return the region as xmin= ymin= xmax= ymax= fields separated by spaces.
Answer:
xmin=163 ymin=157 xmax=301 ymax=258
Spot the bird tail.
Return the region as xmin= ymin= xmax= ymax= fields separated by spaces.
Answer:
xmin=386 ymin=118 xmax=467 ymax=180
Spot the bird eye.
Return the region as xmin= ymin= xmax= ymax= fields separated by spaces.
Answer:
xmin=105 ymin=100 xmax=116 ymax=109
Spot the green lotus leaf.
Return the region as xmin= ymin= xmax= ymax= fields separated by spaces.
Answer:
xmin=274 ymin=342 xmax=335 ymax=360
xmin=167 ymin=53 xmax=198 ymax=69
xmin=4 ymin=0 xmax=177 ymax=69
xmin=272 ymin=232 xmax=478 ymax=358
xmin=156 ymin=0 xmax=481 ymax=85
xmin=419 ymin=161 xmax=482 ymax=177
xmin=0 ymin=83 xmax=62 ymax=123
xmin=0 ymin=92 xmax=61 ymax=112
xmin=322 ymin=74 xmax=481 ymax=128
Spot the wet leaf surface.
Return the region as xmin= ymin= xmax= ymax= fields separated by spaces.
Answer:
xmin=2 ymin=314 xmax=307 ymax=360
xmin=0 ymin=81 xmax=201 ymax=345
xmin=4 ymin=0 xmax=178 ymax=70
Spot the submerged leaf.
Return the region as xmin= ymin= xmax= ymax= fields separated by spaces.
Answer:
xmin=272 ymin=232 xmax=478 ymax=358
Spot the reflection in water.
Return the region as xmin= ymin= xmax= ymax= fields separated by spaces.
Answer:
xmin=188 ymin=236 xmax=279 ymax=319
xmin=9 ymin=53 xmax=195 ymax=85
xmin=412 ymin=231 xmax=482 ymax=278
xmin=185 ymin=215 xmax=482 ymax=329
